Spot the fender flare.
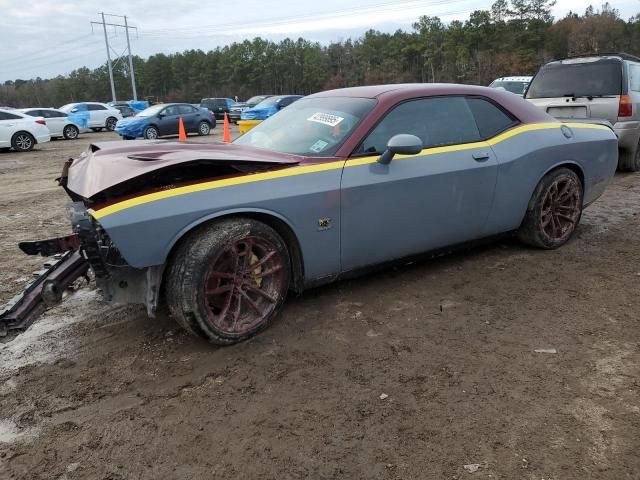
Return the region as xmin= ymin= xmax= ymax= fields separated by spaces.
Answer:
xmin=162 ymin=207 xmax=305 ymax=290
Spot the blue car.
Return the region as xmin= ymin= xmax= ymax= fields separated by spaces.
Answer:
xmin=114 ymin=103 xmax=216 ymax=139
xmin=240 ymin=95 xmax=302 ymax=121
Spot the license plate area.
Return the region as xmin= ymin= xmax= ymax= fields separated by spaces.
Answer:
xmin=547 ymin=106 xmax=588 ymax=118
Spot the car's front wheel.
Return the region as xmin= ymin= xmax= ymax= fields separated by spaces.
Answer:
xmin=197 ymin=121 xmax=210 ymax=136
xmin=11 ymin=132 xmax=35 ymax=152
xmin=165 ymin=218 xmax=291 ymax=345
xmin=105 ymin=117 xmax=118 ymax=131
xmin=143 ymin=125 xmax=159 ymax=139
xmin=518 ymin=167 xmax=583 ymax=249
xmin=63 ymin=124 xmax=79 ymax=140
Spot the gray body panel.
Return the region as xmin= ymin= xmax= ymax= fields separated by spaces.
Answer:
xmin=98 ymin=167 xmax=344 ymax=284
xmin=340 ymin=144 xmax=498 ymax=271
xmin=95 ymin=123 xmax=617 ymax=288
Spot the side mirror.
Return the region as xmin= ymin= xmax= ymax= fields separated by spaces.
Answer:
xmin=377 ymin=134 xmax=423 ymax=165
xmin=157 ymin=113 xmax=165 ymax=119
xmin=70 ymin=108 xmax=78 ymax=113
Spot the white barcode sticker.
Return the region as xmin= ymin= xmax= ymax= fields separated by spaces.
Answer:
xmin=307 ymin=112 xmax=344 ymax=127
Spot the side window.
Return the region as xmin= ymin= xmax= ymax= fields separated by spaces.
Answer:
xmin=178 ymin=105 xmax=196 ymax=115
xmin=163 ymin=106 xmax=180 ymax=116
xmin=1 ymin=111 xmax=22 ymax=120
xmin=359 ymin=97 xmax=481 ymax=154
xmin=630 ymin=64 xmax=640 ymax=92
xmin=88 ymin=104 xmax=106 ymax=111
xmin=23 ymin=110 xmax=40 ymax=117
xmin=215 ymin=99 xmax=227 ymax=108
xmin=466 ymin=97 xmax=516 ymax=139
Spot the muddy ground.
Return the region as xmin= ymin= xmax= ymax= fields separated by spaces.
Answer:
xmin=0 ymin=128 xmax=639 ymax=480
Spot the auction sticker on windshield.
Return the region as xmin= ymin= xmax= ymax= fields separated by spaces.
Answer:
xmin=307 ymin=112 xmax=344 ymax=127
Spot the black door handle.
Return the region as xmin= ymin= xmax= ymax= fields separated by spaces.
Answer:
xmin=472 ymin=152 xmax=490 ymax=161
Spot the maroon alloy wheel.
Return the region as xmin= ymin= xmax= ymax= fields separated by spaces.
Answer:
xmin=202 ymin=236 xmax=286 ymax=335
xmin=540 ymin=176 xmax=581 ymax=242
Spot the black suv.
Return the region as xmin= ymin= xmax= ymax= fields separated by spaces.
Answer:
xmin=200 ymin=98 xmax=236 ymax=120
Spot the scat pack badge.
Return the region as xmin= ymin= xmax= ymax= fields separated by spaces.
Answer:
xmin=317 ymin=218 xmax=332 ymax=231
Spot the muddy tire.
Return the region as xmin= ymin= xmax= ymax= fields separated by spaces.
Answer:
xmin=11 ymin=132 xmax=35 ymax=152
xmin=618 ymin=140 xmax=640 ymax=172
xmin=165 ymin=218 xmax=291 ymax=345
xmin=518 ymin=168 xmax=583 ymax=249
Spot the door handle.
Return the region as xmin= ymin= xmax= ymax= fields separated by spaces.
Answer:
xmin=472 ymin=152 xmax=490 ymax=161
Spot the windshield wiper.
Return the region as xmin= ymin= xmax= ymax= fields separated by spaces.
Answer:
xmin=563 ymin=93 xmax=616 ymax=100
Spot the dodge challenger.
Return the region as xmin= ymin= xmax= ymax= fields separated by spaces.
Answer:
xmin=2 ymin=84 xmax=618 ymax=344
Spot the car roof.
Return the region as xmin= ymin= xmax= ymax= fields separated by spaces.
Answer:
xmin=493 ymin=76 xmax=533 ymax=82
xmin=309 ymin=83 xmax=553 ymax=124
xmin=309 ymin=83 xmax=522 ymax=100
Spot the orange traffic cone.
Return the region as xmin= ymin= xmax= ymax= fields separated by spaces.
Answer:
xmin=178 ymin=117 xmax=187 ymax=141
xmin=223 ymin=113 xmax=231 ymax=143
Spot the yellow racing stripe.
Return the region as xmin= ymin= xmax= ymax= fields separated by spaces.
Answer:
xmin=91 ymin=121 xmax=611 ymax=220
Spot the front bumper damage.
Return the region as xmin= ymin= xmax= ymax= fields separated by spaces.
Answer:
xmin=0 ymin=203 xmax=162 ymax=336
xmin=0 ymin=236 xmax=89 ymax=336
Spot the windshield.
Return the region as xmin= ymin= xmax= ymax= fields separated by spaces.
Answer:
xmin=136 ymin=104 xmax=165 ymax=117
xmin=254 ymin=96 xmax=284 ymax=108
xmin=490 ymin=81 xmax=529 ymax=95
xmin=526 ymin=60 xmax=622 ymax=99
xmin=234 ymin=97 xmax=377 ymax=157
xmin=246 ymin=95 xmax=268 ymax=106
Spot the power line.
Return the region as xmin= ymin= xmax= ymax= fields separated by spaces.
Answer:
xmin=139 ymin=0 xmax=465 ymax=35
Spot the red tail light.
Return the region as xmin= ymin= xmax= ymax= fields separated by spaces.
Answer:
xmin=618 ymin=95 xmax=633 ymax=117
xmin=35 ymin=119 xmax=46 ymax=125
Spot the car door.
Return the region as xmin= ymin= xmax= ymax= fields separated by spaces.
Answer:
xmin=0 ymin=111 xmax=17 ymax=147
xmin=41 ymin=109 xmax=65 ymax=137
xmin=340 ymin=96 xmax=499 ymax=272
xmin=87 ymin=103 xmax=107 ymax=127
xmin=178 ymin=104 xmax=199 ymax=131
xmin=158 ymin=106 xmax=180 ymax=136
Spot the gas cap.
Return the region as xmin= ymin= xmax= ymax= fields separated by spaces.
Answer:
xmin=561 ymin=125 xmax=573 ymax=139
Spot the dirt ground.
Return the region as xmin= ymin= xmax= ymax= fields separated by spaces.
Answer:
xmin=0 ymin=127 xmax=639 ymax=480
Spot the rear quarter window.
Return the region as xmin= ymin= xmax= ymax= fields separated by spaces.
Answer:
xmin=466 ymin=97 xmax=516 ymax=138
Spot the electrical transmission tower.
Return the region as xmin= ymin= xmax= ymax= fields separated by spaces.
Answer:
xmin=90 ymin=13 xmax=138 ymax=103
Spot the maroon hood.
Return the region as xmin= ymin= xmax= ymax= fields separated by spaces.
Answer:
xmin=66 ymin=140 xmax=301 ymax=199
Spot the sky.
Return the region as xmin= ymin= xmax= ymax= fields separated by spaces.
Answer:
xmin=1 ymin=0 xmax=639 ymax=82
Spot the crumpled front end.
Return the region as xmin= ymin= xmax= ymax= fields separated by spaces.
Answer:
xmin=69 ymin=202 xmax=164 ymax=317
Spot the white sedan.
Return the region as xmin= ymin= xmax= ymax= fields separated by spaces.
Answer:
xmin=20 ymin=108 xmax=81 ymax=140
xmin=59 ymin=102 xmax=123 ymax=131
xmin=0 ymin=109 xmax=50 ymax=152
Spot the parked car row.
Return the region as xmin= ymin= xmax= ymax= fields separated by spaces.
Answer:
xmin=490 ymin=53 xmax=640 ymax=172
xmin=114 ymin=103 xmax=216 ymax=139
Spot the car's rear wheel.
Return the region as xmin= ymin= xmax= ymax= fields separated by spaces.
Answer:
xmin=143 ymin=125 xmax=159 ymax=139
xmin=165 ymin=218 xmax=291 ymax=345
xmin=105 ymin=117 xmax=118 ymax=131
xmin=11 ymin=132 xmax=35 ymax=152
xmin=197 ymin=121 xmax=210 ymax=136
xmin=63 ymin=124 xmax=79 ymax=140
xmin=518 ymin=168 xmax=583 ymax=249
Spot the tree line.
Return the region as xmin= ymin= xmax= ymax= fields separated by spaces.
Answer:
xmin=1 ymin=1 xmax=639 ymax=108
